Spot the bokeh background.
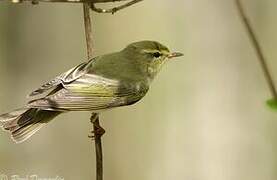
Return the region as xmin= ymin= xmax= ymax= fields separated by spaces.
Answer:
xmin=1 ymin=0 xmax=277 ymax=179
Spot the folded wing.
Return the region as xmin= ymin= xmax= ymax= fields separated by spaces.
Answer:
xmin=28 ymin=73 xmax=148 ymax=111
xmin=29 ymin=58 xmax=96 ymax=97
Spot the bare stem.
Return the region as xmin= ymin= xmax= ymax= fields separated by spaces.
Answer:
xmin=90 ymin=113 xmax=105 ymax=180
xmin=83 ymin=3 xmax=94 ymax=58
xmin=91 ymin=0 xmax=143 ymax=14
xmin=83 ymin=3 xmax=104 ymax=180
xmin=235 ymin=0 xmax=277 ymax=99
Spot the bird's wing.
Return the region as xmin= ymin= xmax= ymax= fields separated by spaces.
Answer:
xmin=29 ymin=58 xmax=96 ymax=97
xmin=27 ymin=73 xmax=148 ymax=111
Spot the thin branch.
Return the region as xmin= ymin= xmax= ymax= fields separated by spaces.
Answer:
xmin=83 ymin=3 xmax=94 ymax=58
xmin=7 ymin=0 xmax=143 ymax=14
xmin=90 ymin=114 xmax=105 ymax=180
xmin=7 ymin=0 xmax=128 ymax=4
xmin=83 ymin=3 xmax=105 ymax=180
xmin=91 ymin=0 xmax=143 ymax=14
xmin=235 ymin=0 xmax=277 ymax=99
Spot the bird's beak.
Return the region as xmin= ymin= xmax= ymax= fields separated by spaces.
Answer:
xmin=168 ymin=52 xmax=184 ymax=59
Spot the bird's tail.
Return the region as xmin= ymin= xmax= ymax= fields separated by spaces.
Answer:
xmin=0 ymin=108 xmax=61 ymax=143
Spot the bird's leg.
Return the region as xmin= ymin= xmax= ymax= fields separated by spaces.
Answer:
xmin=88 ymin=113 xmax=105 ymax=140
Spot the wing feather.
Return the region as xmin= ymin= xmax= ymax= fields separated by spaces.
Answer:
xmin=28 ymin=73 xmax=148 ymax=111
xmin=29 ymin=58 xmax=96 ymax=97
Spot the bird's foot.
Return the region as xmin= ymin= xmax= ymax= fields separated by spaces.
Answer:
xmin=88 ymin=124 xmax=105 ymax=140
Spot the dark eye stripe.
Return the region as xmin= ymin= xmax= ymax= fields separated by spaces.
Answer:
xmin=153 ymin=52 xmax=161 ymax=58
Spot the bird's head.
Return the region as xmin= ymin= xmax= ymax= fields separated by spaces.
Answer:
xmin=122 ymin=40 xmax=183 ymax=81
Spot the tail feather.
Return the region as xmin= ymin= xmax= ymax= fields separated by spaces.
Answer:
xmin=0 ymin=108 xmax=61 ymax=143
xmin=11 ymin=122 xmax=45 ymax=143
xmin=0 ymin=109 xmax=28 ymax=126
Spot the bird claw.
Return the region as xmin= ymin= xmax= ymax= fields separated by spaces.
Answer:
xmin=111 ymin=8 xmax=118 ymax=14
xmin=88 ymin=126 xmax=105 ymax=140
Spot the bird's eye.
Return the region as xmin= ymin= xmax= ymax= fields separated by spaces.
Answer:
xmin=153 ymin=52 xmax=161 ymax=58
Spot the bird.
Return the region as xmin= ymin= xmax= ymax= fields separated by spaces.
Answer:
xmin=0 ymin=40 xmax=183 ymax=143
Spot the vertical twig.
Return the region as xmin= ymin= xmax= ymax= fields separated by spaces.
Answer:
xmin=83 ymin=3 xmax=104 ymax=180
xmin=83 ymin=3 xmax=94 ymax=58
xmin=90 ymin=113 xmax=104 ymax=180
xmin=235 ymin=0 xmax=277 ymax=99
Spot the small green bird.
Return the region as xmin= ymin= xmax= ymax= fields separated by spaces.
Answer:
xmin=0 ymin=40 xmax=183 ymax=143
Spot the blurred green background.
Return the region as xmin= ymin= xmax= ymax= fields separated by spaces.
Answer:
xmin=1 ymin=0 xmax=277 ymax=179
